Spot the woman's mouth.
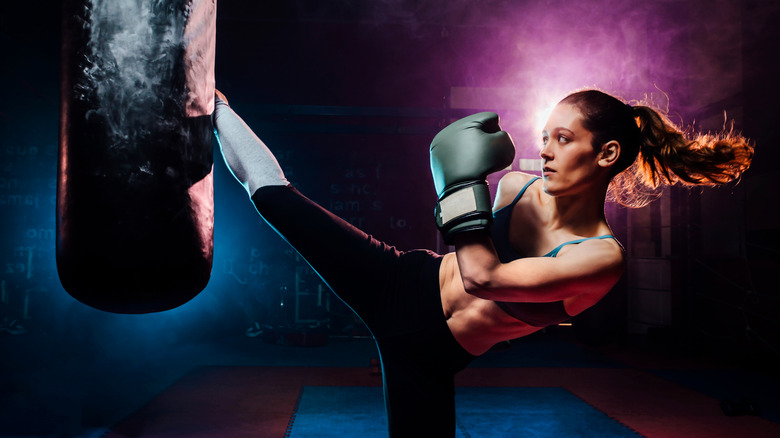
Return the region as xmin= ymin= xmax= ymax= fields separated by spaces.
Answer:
xmin=543 ymin=166 xmax=556 ymax=176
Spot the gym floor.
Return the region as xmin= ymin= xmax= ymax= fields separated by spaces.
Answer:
xmin=3 ymin=318 xmax=779 ymax=437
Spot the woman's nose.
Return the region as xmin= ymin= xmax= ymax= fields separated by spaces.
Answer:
xmin=539 ymin=145 xmax=552 ymax=160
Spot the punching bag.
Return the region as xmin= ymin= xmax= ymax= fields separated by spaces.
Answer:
xmin=58 ymin=0 xmax=217 ymax=313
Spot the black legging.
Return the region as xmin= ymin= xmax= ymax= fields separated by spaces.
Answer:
xmin=251 ymin=185 xmax=476 ymax=437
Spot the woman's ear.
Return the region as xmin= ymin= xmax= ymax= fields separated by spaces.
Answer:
xmin=598 ymin=140 xmax=621 ymax=169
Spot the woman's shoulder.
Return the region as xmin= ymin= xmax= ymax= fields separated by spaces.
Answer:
xmin=497 ymin=171 xmax=540 ymax=195
xmin=494 ymin=172 xmax=541 ymax=209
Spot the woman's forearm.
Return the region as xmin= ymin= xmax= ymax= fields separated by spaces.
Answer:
xmin=452 ymin=232 xmax=505 ymax=299
xmin=453 ymin=230 xmax=624 ymax=304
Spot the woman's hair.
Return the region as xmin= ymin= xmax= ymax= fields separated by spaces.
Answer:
xmin=559 ymin=89 xmax=754 ymax=207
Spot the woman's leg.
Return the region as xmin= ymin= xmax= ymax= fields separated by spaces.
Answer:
xmin=214 ymin=97 xmax=403 ymax=328
xmin=253 ymin=189 xmax=477 ymax=437
xmin=372 ymin=251 xmax=476 ymax=437
xmin=378 ymin=327 xmax=468 ymax=437
xmin=215 ymin=97 xmax=476 ymax=436
xmin=251 ymin=185 xmax=402 ymax=325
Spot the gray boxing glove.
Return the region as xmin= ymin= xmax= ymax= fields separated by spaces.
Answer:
xmin=430 ymin=112 xmax=515 ymax=244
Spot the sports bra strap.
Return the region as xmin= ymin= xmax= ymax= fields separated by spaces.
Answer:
xmin=495 ymin=176 xmax=540 ymax=214
xmin=543 ymin=235 xmax=616 ymax=257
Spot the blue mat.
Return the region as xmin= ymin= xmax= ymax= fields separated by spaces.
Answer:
xmin=287 ymin=386 xmax=640 ymax=437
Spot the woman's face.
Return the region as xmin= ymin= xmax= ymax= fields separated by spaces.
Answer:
xmin=539 ymin=103 xmax=604 ymax=197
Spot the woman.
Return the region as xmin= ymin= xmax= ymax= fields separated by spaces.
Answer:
xmin=213 ymin=89 xmax=752 ymax=437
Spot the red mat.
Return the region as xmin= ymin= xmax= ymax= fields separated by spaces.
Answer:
xmin=106 ymin=366 xmax=780 ymax=438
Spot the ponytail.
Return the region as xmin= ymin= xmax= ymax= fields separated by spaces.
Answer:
xmin=631 ymin=105 xmax=753 ymax=187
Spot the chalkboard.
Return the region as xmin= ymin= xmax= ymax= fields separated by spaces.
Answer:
xmin=0 ymin=132 xmax=59 ymax=318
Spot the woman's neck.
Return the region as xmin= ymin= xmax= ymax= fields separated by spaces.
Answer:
xmin=541 ymin=183 xmax=609 ymax=236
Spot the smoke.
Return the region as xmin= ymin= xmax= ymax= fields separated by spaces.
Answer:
xmin=423 ymin=0 xmax=743 ymax=157
xmin=294 ymin=0 xmax=745 ymax=154
xmin=77 ymin=0 xmax=188 ymax=151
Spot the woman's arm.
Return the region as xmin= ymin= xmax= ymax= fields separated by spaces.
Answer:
xmin=453 ymin=231 xmax=624 ymax=303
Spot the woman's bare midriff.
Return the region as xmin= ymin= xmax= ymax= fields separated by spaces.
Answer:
xmin=438 ymin=253 xmax=544 ymax=356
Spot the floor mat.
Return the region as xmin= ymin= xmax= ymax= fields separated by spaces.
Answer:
xmin=287 ymin=386 xmax=640 ymax=438
xmin=105 ymin=366 xmax=780 ymax=438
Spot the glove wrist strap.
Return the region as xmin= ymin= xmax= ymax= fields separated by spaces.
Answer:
xmin=435 ymin=181 xmax=493 ymax=243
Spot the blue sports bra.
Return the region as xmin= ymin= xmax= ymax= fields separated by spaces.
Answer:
xmin=489 ymin=177 xmax=617 ymax=327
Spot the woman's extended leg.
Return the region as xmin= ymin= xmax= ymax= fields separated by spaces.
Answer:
xmin=251 ymin=185 xmax=403 ymax=324
xmin=213 ymin=97 xmax=402 ymax=325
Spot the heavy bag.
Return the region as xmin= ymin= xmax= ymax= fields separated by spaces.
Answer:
xmin=58 ymin=0 xmax=217 ymax=313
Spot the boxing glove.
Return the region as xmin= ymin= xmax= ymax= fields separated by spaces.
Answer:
xmin=430 ymin=112 xmax=515 ymax=244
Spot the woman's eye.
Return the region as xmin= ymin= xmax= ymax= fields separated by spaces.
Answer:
xmin=541 ymin=135 xmax=549 ymax=145
xmin=558 ymin=135 xmax=569 ymax=143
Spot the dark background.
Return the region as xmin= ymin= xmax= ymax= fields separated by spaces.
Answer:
xmin=1 ymin=0 xmax=779 ymax=436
